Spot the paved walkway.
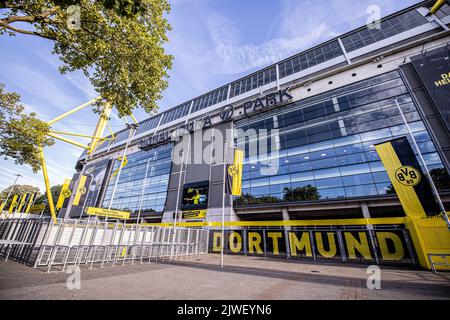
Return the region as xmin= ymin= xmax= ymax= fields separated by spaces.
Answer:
xmin=0 ymin=255 xmax=449 ymax=299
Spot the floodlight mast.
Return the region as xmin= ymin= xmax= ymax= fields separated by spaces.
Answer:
xmin=38 ymin=98 xmax=120 ymax=224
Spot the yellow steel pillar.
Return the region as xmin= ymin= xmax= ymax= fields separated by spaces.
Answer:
xmin=39 ymin=146 xmax=57 ymax=224
xmin=430 ymin=0 xmax=446 ymax=14
xmin=88 ymin=103 xmax=112 ymax=155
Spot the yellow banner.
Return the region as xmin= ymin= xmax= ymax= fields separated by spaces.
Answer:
xmin=86 ymin=207 xmax=130 ymax=219
xmin=229 ymin=149 xmax=244 ymax=196
xmin=375 ymin=141 xmax=426 ymax=218
xmin=8 ymin=195 xmax=18 ymax=214
xmin=16 ymin=193 xmax=28 ymax=213
xmin=182 ymin=209 xmax=207 ymax=219
xmin=73 ymin=175 xmax=87 ymax=206
xmin=25 ymin=193 xmax=36 ymax=214
xmin=29 ymin=204 xmax=46 ymax=214
xmin=56 ymin=179 xmax=72 ymax=210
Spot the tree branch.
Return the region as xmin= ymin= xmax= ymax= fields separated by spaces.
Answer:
xmin=0 ymin=5 xmax=60 ymax=37
xmin=0 ymin=19 xmax=55 ymax=39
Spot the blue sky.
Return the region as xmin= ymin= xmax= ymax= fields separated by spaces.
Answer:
xmin=0 ymin=0 xmax=418 ymax=192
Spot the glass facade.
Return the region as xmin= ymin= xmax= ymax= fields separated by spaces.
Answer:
xmin=234 ymin=70 xmax=450 ymax=206
xmin=278 ymin=40 xmax=343 ymax=79
xmin=340 ymin=10 xmax=427 ymax=53
xmin=78 ymin=6 xmax=444 ymax=158
xmin=102 ymin=143 xmax=173 ymax=215
xmin=230 ymin=66 xmax=277 ymax=98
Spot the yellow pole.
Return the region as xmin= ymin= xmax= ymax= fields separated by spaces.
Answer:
xmin=430 ymin=0 xmax=446 ymax=14
xmin=39 ymin=146 xmax=57 ymax=224
xmin=107 ymin=121 xmax=116 ymax=140
xmin=47 ymin=97 xmax=101 ymax=125
xmin=130 ymin=114 xmax=139 ymax=125
xmin=47 ymin=132 xmax=90 ymax=150
xmin=88 ymin=103 xmax=112 ymax=155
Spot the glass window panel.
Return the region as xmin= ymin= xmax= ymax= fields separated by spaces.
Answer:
xmin=315 ymin=177 xmax=343 ymax=188
xmin=291 ymin=171 xmax=314 ymax=182
xmin=314 ymin=167 xmax=341 ymax=179
xmin=340 ymin=163 xmax=371 ymax=176
xmin=319 ymin=187 xmax=346 ymax=199
xmin=342 ymin=173 xmax=374 ymax=186
xmin=345 ymin=184 xmax=378 ymax=197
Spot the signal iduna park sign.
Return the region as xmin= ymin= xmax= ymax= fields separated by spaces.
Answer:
xmin=210 ymin=228 xmax=415 ymax=265
xmin=86 ymin=207 xmax=130 ymax=220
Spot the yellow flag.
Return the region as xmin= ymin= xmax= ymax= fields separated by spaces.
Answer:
xmin=25 ymin=193 xmax=36 ymax=214
xmin=8 ymin=194 xmax=18 ymax=214
xmin=375 ymin=137 xmax=438 ymax=218
xmin=73 ymin=175 xmax=87 ymax=206
xmin=16 ymin=193 xmax=28 ymax=213
xmin=228 ymin=149 xmax=244 ymax=196
xmin=56 ymin=179 xmax=72 ymax=210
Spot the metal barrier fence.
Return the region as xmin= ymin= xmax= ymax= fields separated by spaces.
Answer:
xmin=34 ymin=219 xmax=209 ymax=272
xmin=0 ymin=218 xmax=209 ymax=272
xmin=0 ymin=217 xmax=49 ymax=265
xmin=428 ymin=253 xmax=450 ymax=273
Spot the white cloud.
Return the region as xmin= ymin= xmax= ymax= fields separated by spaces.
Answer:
xmin=203 ymin=10 xmax=337 ymax=75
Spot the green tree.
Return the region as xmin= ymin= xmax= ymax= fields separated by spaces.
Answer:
xmin=0 ymin=84 xmax=55 ymax=172
xmin=34 ymin=184 xmax=62 ymax=212
xmin=0 ymin=0 xmax=172 ymax=117
xmin=0 ymin=0 xmax=172 ymax=171
xmin=0 ymin=184 xmax=40 ymax=208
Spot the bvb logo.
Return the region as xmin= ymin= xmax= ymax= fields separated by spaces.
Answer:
xmin=62 ymin=189 xmax=72 ymax=199
xmin=78 ymin=187 xmax=87 ymax=195
xmin=395 ymin=166 xmax=421 ymax=186
xmin=228 ymin=164 xmax=239 ymax=177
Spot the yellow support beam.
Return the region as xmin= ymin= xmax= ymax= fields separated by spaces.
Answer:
xmin=39 ymin=146 xmax=57 ymax=224
xmin=430 ymin=0 xmax=446 ymax=14
xmin=49 ymin=130 xmax=114 ymax=141
xmin=88 ymin=103 xmax=112 ymax=155
xmin=107 ymin=121 xmax=116 ymax=140
xmin=130 ymin=114 xmax=139 ymax=125
xmin=47 ymin=132 xmax=90 ymax=150
xmin=47 ymin=97 xmax=101 ymax=125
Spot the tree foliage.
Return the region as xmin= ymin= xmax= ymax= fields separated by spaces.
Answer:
xmin=0 ymin=184 xmax=40 ymax=198
xmin=0 ymin=184 xmax=40 ymax=208
xmin=34 ymin=184 xmax=62 ymax=209
xmin=0 ymin=0 xmax=172 ymax=172
xmin=0 ymin=0 xmax=173 ymax=117
xmin=0 ymin=84 xmax=54 ymax=172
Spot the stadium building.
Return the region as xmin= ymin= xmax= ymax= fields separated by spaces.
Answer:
xmin=61 ymin=1 xmax=450 ymax=230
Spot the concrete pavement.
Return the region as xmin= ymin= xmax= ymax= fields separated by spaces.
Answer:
xmin=0 ymin=255 xmax=449 ymax=299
